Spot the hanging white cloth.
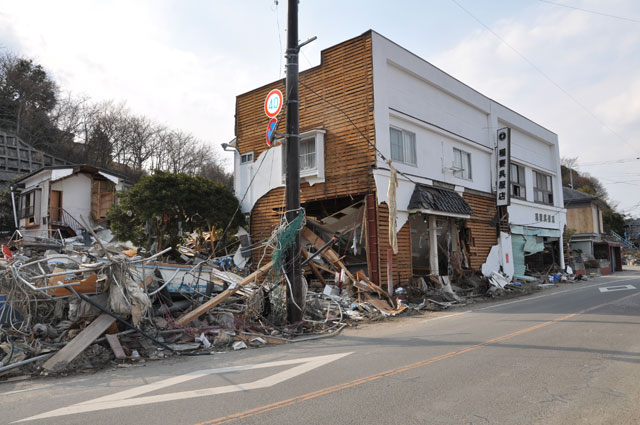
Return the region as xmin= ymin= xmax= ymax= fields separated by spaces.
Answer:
xmin=387 ymin=161 xmax=399 ymax=255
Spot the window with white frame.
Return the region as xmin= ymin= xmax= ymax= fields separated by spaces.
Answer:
xmin=510 ymin=163 xmax=525 ymax=199
xmin=452 ymin=148 xmax=472 ymax=180
xmin=240 ymin=152 xmax=253 ymax=164
xmin=299 ymin=138 xmax=316 ymax=171
xmin=281 ymin=130 xmax=325 ymax=179
xmin=533 ymin=170 xmax=553 ymax=205
xmin=390 ymin=127 xmax=417 ymax=166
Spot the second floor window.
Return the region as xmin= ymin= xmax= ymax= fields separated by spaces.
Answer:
xmin=533 ymin=171 xmax=553 ymax=205
xmin=240 ymin=152 xmax=254 ymax=164
xmin=299 ymin=137 xmax=316 ymax=171
xmin=390 ymin=127 xmax=417 ymax=166
xmin=282 ymin=131 xmax=324 ymax=178
xmin=510 ymin=163 xmax=525 ymax=199
xmin=453 ymin=148 xmax=472 ymax=180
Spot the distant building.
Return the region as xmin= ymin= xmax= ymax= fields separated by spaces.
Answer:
xmin=563 ymin=186 xmax=622 ymax=274
xmin=625 ymin=217 xmax=640 ymax=245
xmin=13 ymin=165 xmax=126 ymax=238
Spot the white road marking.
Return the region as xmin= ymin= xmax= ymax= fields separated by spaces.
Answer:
xmin=476 ymin=276 xmax=639 ymax=311
xmin=15 ymin=352 xmax=352 ymax=423
xmin=417 ymin=276 xmax=640 ymax=324
xmin=599 ymin=284 xmax=636 ymax=293
xmin=419 ymin=311 xmax=470 ymax=323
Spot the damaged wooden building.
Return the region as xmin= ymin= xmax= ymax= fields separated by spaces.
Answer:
xmin=231 ymin=30 xmax=566 ymax=288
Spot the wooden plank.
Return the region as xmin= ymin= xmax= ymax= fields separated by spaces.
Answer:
xmin=43 ymin=313 xmax=116 ymax=372
xmin=301 ymin=227 xmax=355 ymax=282
xmin=175 ymin=261 xmax=273 ymax=326
xmin=105 ymin=334 xmax=127 ymax=360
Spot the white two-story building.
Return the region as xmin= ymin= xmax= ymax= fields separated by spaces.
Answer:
xmin=233 ymin=30 xmax=565 ymax=286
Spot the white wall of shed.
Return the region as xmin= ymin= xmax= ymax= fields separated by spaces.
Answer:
xmin=50 ymin=173 xmax=92 ymax=223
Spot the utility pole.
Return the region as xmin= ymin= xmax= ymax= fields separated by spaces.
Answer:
xmin=285 ymin=0 xmax=303 ymax=323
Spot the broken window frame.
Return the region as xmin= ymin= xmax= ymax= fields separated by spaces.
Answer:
xmin=510 ymin=163 xmax=526 ymax=200
xmin=533 ymin=170 xmax=553 ymax=205
xmin=452 ymin=147 xmax=472 ymax=180
xmin=19 ymin=189 xmax=38 ymax=225
xmin=389 ymin=126 xmax=417 ymax=166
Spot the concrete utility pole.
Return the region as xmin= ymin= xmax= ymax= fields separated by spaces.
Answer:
xmin=285 ymin=0 xmax=303 ymax=323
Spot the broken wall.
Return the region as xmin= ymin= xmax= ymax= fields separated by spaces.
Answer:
xmin=237 ymin=33 xmax=378 ymax=270
xmin=235 ymin=32 xmax=376 ymax=216
xmin=462 ymin=191 xmax=497 ymax=269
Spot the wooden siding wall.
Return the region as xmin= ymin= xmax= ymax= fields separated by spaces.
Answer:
xmin=376 ymin=202 xmax=412 ymax=286
xmin=463 ymin=192 xmax=498 ymax=270
xmin=236 ymin=33 xmax=377 ymax=261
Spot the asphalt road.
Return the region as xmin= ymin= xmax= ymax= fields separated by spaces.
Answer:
xmin=2 ymin=269 xmax=639 ymax=425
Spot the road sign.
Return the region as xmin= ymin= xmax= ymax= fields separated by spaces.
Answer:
xmin=266 ymin=117 xmax=278 ymax=146
xmin=264 ymin=89 xmax=283 ymax=118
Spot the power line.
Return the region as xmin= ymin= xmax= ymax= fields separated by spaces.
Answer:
xmin=448 ymin=0 xmax=640 ymax=156
xmin=272 ymin=1 xmax=284 ymax=78
xmin=537 ymin=0 xmax=640 ymax=24
xmin=573 ymin=157 xmax=640 ymax=167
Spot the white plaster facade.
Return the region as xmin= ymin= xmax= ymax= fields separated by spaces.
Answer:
xmin=369 ymin=32 xmax=565 ymax=269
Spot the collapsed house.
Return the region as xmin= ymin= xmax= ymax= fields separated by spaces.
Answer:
xmin=232 ymin=30 xmax=567 ymax=290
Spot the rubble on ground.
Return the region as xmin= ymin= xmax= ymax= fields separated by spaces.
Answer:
xmin=0 ymin=214 xmax=578 ymax=381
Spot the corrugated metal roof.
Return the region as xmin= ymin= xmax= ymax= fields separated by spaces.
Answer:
xmin=563 ymin=186 xmax=598 ymax=204
xmin=408 ymin=184 xmax=473 ymax=215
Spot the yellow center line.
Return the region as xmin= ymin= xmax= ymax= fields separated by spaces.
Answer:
xmin=196 ymin=290 xmax=640 ymax=425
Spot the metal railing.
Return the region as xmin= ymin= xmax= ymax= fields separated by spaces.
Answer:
xmin=49 ymin=207 xmax=86 ymax=235
xmin=610 ymin=230 xmax=636 ymax=249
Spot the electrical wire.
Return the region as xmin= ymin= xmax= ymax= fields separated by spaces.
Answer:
xmin=448 ymin=0 xmax=640 ymax=157
xmin=272 ymin=0 xmax=284 ymax=78
xmin=574 ymin=157 xmax=640 ymax=167
xmin=537 ymin=0 xmax=640 ymax=23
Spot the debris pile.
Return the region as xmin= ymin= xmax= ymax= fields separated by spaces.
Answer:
xmin=0 ymin=216 xmax=408 ymax=380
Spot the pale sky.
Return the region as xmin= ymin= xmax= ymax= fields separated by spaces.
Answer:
xmin=1 ymin=0 xmax=639 ymax=215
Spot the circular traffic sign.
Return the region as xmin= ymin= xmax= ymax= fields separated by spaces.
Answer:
xmin=264 ymin=89 xmax=283 ymax=118
xmin=266 ymin=118 xmax=278 ymax=146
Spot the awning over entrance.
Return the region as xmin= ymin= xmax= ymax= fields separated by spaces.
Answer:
xmin=407 ymin=185 xmax=473 ymax=217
